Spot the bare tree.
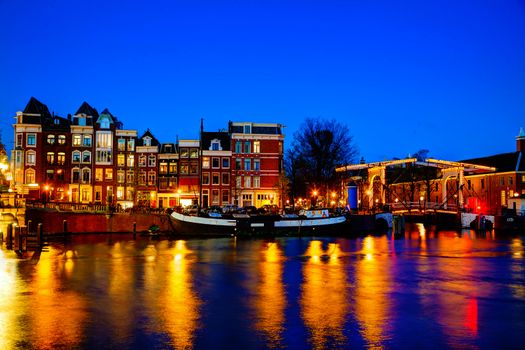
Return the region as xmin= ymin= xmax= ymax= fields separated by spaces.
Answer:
xmin=286 ymin=118 xmax=358 ymax=202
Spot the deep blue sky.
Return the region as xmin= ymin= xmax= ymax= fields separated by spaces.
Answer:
xmin=1 ymin=0 xmax=524 ymax=162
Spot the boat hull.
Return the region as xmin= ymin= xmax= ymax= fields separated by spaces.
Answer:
xmin=170 ymin=211 xmax=348 ymax=236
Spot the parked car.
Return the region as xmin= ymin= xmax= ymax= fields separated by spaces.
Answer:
xmin=222 ymin=204 xmax=238 ymax=214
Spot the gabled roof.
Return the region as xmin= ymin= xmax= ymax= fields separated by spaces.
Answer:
xmin=461 ymin=152 xmax=525 ymax=173
xmin=138 ymin=129 xmax=160 ymax=146
xmin=75 ymin=101 xmax=99 ymax=117
xmin=202 ymin=131 xmax=231 ymax=151
xmin=22 ymin=97 xmax=51 ymax=118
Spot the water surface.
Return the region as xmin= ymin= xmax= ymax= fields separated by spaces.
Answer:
xmin=1 ymin=225 xmax=524 ymax=349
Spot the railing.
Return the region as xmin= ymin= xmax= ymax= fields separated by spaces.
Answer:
xmin=25 ymin=201 xmax=168 ymax=214
xmin=390 ymin=201 xmax=458 ymax=213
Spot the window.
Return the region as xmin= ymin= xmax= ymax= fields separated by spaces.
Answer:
xmin=202 ymin=172 xmax=210 ymax=185
xmin=82 ymin=151 xmax=91 ymax=163
xmin=190 ymin=164 xmax=198 ymax=174
xmin=127 ymin=155 xmax=135 ymax=167
xmin=159 ymin=162 xmax=168 ymax=174
xmin=117 ymin=170 xmax=125 ymax=183
xmin=118 ymin=139 xmax=126 ymax=151
xmin=211 ymin=141 xmax=220 ymax=150
xmin=47 ymin=135 xmax=55 ymax=145
xmin=212 ymin=173 xmax=220 ymax=185
xmin=117 ymin=154 xmax=125 ymax=166
xmin=253 ymin=141 xmax=260 ymax=153
xmin=96 ymin=132 xmax=112 ymax=148
xmin=26 ymin=151 xmax=36 ymax=165
xmin=180 ymin=148 xmax=188 ymax=158
xmin=95 ymin=168 xmax=103 ymax=181
xmin=180 ymin=165 xmax=189 ymax=174
xmin=236 ymin=176 xmax=241 ymax=188
xmin=127 ymin=139 xmax=135 ymax=151
xmin=47 ymin=152 xmax=55 ymax=165
xmin=236 ymin=159 xmax=241 ymax=170
xmin=244 ymin=176 xmax=251 ymax=188
xmin=222 ymin=158 xmax=230 ymax=168
xmin=100 ymin=119 xmax=110 ymax=129
xmin=159 ymin=178 xmax=168 ymax=190
xmin=143 ymin=137 xmax=151 ymax=147
xmin=57 ymin=152 xmax=65 ymax=165
xmin=27 ymin=134 xmax=36 ymax=146
xmin=212 ymin=189 xmax=220 ymax=205
xmin=190 ymin=149 xmax=198 ymax=158
xmin=56 ymin=169 xmax=65 ymax=181
xmin=222 ymin=173 xmax=230 ymax=185
xmin=148 ymin=155 xmax=156 ymax=167
xmin=509 ymin=177 xmax=513 ymax=186
xmin=222 ymin=190 xmax=229 ymax=203
xmin=83 ymin=135 xmax=92 ymax=147
xmin=58 ymin=135 xmax=66 ymax=145
xmin=202 ymin=157 xmax=210 ymax=169
xmin=105 ymin=169 xmax=113 ymax=181
xmin=169 ymin=162 xmax=177 ymax=174
xmin=500 ymin=177 xmax=505 ymax=186
xmin=96 ymin=150 xmax=112 ymax=163
xmin=148 ymin=171 xmax=156 ymax=185
xmin=73 ymin=134 xmax=81 ymax=146
xmin=244 ymin=124 xmax=251 ymax=134
xmin=25 ymin=169 xmax=35 ymax=184
xmin=117 ymin=186 xmax=124 ymax=200
xmin=253 ymin=176 xmax=260 ymax=188
xmin=212 ymin=157 xmax=220 ymax=168
xmin=82 ymin=168 xmax=91 ymax=183
xmin=244 ymin=159 xmax=251 ymax=171
xmin=16 ymin=134 xmax=23 ymax=147
xmin=235 ymin=141 xmax=242 ymax=154
xmin=126 ymin=171 xmax=134 ymax=184
xmin=72 ymin=168 xmax=80 ymax=183
xmin=244 ymin=141 xmax=251 ymax=153
xmin=139 ymin=171 xmax=146 ymax=185
xmin=139 ymin=156 xmax=146 ymax=167
xmin=254 ymin=159 xmax=260 ymax=171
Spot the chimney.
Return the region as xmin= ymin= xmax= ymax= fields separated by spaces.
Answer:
xmin=517 ymin=127 xmax=525 ymax=152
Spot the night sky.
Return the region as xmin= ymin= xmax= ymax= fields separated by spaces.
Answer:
xmin=1 ymin=0 xmax=524 ymax=162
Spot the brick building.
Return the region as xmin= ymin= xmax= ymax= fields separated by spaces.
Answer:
xmin=201 ymin=131 xmax=231 ymax=207
xmin=136 ymin=130 xmax=159 ymax=208
xmin=157 ymin=143 xmax=179 ymax=208
xmin=229 ymin=122 xmax=284 ymax=208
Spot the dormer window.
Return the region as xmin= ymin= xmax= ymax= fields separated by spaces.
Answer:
xmin=210 ymin=139 xmax=222 ymax=151
xmin=244 ymin=124 xmax=252 ymax=134
xmin=54 ymin=118 xmax=60 ymax=125
xmin=100 ymin=119 xmax=110 ymax=129
xmin=143 ymin=137 xmax=152 ymax=146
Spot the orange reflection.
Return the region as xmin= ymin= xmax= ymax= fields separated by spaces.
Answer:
xmin=254 ymin=242 xmax=286 ymax=348
xmin=144 ymin=240 xmax=201 ymax=348
xmin=29 ymin=246 xmax=87 ymax=348
xmin=510 ymin=238 xmax=524 ymax=299
xmin=301 ymin=240 xmax=348 ymax=349
xmin=355 ymin=236 xmax=392 ymax=347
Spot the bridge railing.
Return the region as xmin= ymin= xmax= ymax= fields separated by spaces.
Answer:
xmin=390 ymin=201 xmax=458 ymax=212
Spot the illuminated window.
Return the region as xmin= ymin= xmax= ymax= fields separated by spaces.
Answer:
xmin=57 ymin=152 xmax=65 ymax=165
xmin=148 ymin=171 xmax=156 ymax=185
xmin=25 ymin=169 xmax=35 ymax=184
xmin=148 ymin=155 xmax=156 ymax=167
xmin=212 ymin=173 xmax=220 ymax=185
xmin=26 ymin=151 xmax=36 ymax=165
xmin=47 ymin=135 xmax=55 ymax=145
xmin=169 ymin=162 xmax=177 ymax=174
xmin=118 ymin=139 xmax=126 ymax=151
xmin=253 ymin=176 xmax=260 ymax=188
xmin=82 ymin=168 xmax=91 ymax=183
xmin=190 ymin=149 xmax=198 ymax=158
xmin=58 ymin=135 xmax=66 ymax=145
xmin=244 ymin=176 xmax=251 ymax=188
xmin=127 ymin=139 xmax=135 ymax=151
xmin=73 ymin=134 xmax=81 ymax=146
xmin=127 ymin=155 xmax=135 ymax=167
xmin=202 ymin=157 xmax=210 ymax=169
xmin=117 ymin=154 xmax=125 ymax=166
xmin=180 ymin=165 xmax=188 ymax=174
xmin=253 ymin=141 xmax=260 ymax=153
xmin=159 ymin=162 xmax=168 ymax=174
xmin=202 ymin=172 xmax=210 ymax=185
xmin=105 ymin=169 xmax=113 ymax=181
xmin=117 ymin=170 xmax=125 ymax=183
xmin=47 ymin=152 xmax=55 ymax=165
xmin=95 ymin=168 xmax=103 ymax=181
xmin=126 ymin=171 xmax=134 ymax=184
xmin=180 ymin=148 xmax=188 ymax=158
xmin=139 ymin=155 xmax=146 ymax=167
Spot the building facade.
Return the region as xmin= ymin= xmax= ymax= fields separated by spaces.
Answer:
xmin=201 ymin=131 xmax=231 ymax=208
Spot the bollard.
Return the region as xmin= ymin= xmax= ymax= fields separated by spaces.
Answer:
xmin=6 ymin=223 xmax=13 ymax=250
xmin=133 ymin=222 xmax=137 ymax=240
xmin=37 ymin=223 xmax=43 ymax=247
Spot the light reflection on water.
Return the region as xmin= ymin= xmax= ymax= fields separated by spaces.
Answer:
xmin=0 ymin=227 xmax=523 ymax=349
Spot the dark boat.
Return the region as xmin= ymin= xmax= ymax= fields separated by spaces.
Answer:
xmin=169 ymin=209 xmax=348 ymax=236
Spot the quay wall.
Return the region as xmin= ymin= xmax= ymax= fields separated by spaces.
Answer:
xmin=26 ymin=209 xmax=172 ymax=234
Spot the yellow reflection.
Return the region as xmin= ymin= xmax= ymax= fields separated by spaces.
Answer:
xmin=145 ymin=240 xmax=200 ymax=348
xmin=254 ymin=242 xmax=286 ymax=348
xmin=107 ymin=241 xmax=135 ymax=342
xmin=301 ymin=240 xmax=348 ymax=349
xmin=355 ymin=236 xmax=392 ymax=347
xmin=0 ymin=250 xmax=27 ymax=349
xmin=510 ymin=238 xmax=525 ymax=299
xmin=30 ymin=247 xmax=87 ymax=348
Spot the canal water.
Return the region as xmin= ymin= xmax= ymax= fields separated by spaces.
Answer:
xmin=0 ymin=225 xmax=524 ymax=349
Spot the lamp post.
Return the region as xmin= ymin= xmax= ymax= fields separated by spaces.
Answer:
xmin=43 ymin=185 xmax=49 ymax=205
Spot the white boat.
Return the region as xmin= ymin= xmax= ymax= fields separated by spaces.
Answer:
xmin=169 ymin=210 xmax=348 ymax=236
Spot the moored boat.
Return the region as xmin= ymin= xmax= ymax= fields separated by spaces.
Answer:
xmin=169 ymin=209 xmax=348 ymax=236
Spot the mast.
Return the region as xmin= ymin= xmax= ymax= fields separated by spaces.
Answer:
xmin=198 ymin=118 xmax=203 ymax=212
